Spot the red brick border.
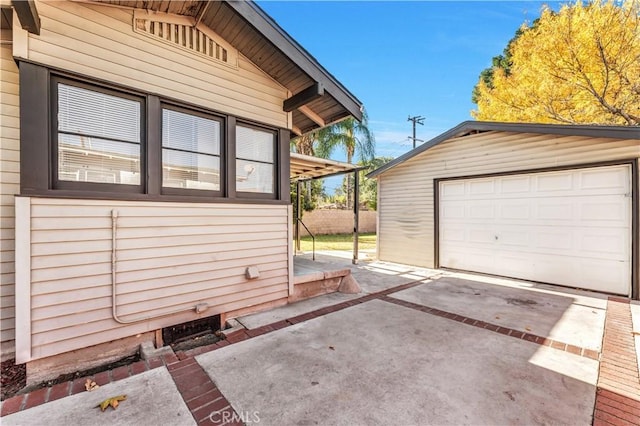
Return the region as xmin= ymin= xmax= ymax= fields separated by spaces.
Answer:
xmin=1 ymin=276 xmax=431 ymax=417
xmin=167 ymin=357 xmax=242 ymax=426
xmin=177 ymin=279 xmax=431 ymax=358
xmin=181 ymin=277 xmax=601 ymax=362
xmin=593 ymin=297 xmax=640 ymax=426
xmin=5 ymin=276 xmax=627 ymax=422
xmin=379 ymin=295 xmax=600 ymax=360
xmin=0 ymin=353 xmax=178 ymax=417
xmin=0 ymin=349 xmax=244 ymax=425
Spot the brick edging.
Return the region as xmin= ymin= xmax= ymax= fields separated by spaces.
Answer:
xmin=0 ymin=279 xmax=430 ymax=418
xmin=4 ymin=276 xmax=618 ymax=420
xmin=167 ymin=357 xmax=242 ymax=425
xmin=182 ymin=277 xmax=599 ymax=362
xmin=593 ymin=297 xmax=640 ymax=426
xmin=379 ymin=295 xmax=599 ymax=360
xmin=0 ymin=353 xmax=179 ymax=417
xmin=179 ymin=278 xmax=432 ymax=358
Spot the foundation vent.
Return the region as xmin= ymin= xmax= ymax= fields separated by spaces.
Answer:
xmin=162 ymin=315 xmax=221 ymax=346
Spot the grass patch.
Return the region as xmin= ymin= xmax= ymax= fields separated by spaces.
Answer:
xmin=299 ymin=232 xmax=376 ymax=252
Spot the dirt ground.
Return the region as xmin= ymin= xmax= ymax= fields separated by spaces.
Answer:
xmin=1 ymin=359 xmax=26 ymax=401
xmin=0 ymin=332 xmax=220 ymax=401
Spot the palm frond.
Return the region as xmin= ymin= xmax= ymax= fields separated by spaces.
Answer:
xmin=312 ymin=108 xmax=375 ymax=163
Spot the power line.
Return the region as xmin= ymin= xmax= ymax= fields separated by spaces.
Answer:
xmin=407 ymin=115 xmax=425 ymax=149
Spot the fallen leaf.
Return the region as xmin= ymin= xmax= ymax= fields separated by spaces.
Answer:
xmin=525 ymin=327 xmax=532 ymax=331
xmin=96 ymin=395 xmax=127 ymax=412
xmin=328 ymin=346 xmax=335 ymax=351
xmin=85 ymin=379 xmax=99 ymax=392
xmin=495 ymin=316 xmax=501 ymax=320
xmin=99 ymin=399 xmax=110 ymax=412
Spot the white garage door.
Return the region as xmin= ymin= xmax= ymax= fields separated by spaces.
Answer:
xmin=438 ymin=164 xmax=632 ymax=295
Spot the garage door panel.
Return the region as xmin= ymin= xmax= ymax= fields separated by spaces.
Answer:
xmin=580 ymin=259 xmax=628 ymax=292
xmin=501 ymin=176 xmax=531 ymax=193
xmin=537 ymin=202 xmax=574 ymax=221
xmin=442 ymin=204 xmax=465 ymax=219
xmin=499 ymin=230 xmax=529 ymax=247
xmin=537 ymin=231 xmax=572 ymax=250
xmin=441 ymin=244 xmax=629 ymax=295
xmin=439 ymin=164 xmax=632 ymax=295
xmin=441 ymin=227 xmax=465 ymax=243
xmin=442 ymin=224 xmax=628 ymax=260
xmin=529 ymin=256 xmax=572 ymax=283
xmin=581 ymin=232 xmax=628 ymax=256
xmin=442 ymin=201 xmax=629 ymax=227
xmin=441 ymin=172 xmax=629 ymax=201
xmin=469 ymin=204 xmax=494 ymax=219
xmin=469 ymin=179 xmax=495 ymax=195
xmin=440 ymin=247 xmax=494 ymax=272
xmin=580 ymin=167 xmax=629 ymax=190
xmin=499 ymin=254 xmax=532 ymax=276
xmin=581 ymin=199 xmax=629 ymax=222
xmin=468 ymin=229 xmax=496 ymax=244
xmin=500 ymin=203 xmax=530 ymax=220
xmin=537 ymin=172 xmax=573 ymax=191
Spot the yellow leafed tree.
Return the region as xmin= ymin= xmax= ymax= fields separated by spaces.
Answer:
xmin=472 ymin=0 xmax=640 ymax=125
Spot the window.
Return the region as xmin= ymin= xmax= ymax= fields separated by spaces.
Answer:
xmin=162 ymin=107 xmax=222 ymax=193
xmin=21 ymin=63 xmax=288 ymax=203
xmin=236 ymin=124 xmax=276 ymax=195
xmin=55 ymin=82 xmax=143 ymax=188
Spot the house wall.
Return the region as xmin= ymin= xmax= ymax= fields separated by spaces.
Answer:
xmin=14 ymin=0 xmax=289 ymax=129
xmin=7 ymin=0 xmax=294 ymax=364
xmin=16 ymin=197 xmax=289 ymax=362
xmin=0 ymin=42 xmax=19 ymax=360
xmin=377 ymin=131 xmax=640 ymax=270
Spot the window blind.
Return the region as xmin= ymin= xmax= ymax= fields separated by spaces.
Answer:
xmin=57 ymin=83 xmax=142 ymax=185
xmin=235 ymin=124 xmax=275 ymax=194
xmin=162 ymin=108 xmax=222 ymax=190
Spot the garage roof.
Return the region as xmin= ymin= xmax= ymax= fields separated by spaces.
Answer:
xmin=290 ymin=153 xmax=357 ymax=181
xmin=367 ymin=121 xmax=640 ymax=178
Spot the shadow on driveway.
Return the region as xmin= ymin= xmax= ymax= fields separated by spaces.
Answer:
xmin=199 ymin=256 xmax=607 ymax=425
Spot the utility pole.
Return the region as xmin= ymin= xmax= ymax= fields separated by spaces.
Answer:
xmin=407 ymin=115 xmax=425 ymax=149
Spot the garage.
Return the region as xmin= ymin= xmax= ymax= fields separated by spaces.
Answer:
xmin=438 ymin=164 xmax=632 ymax=295
xmin=367 ymin=121 xmax=639 ymax=299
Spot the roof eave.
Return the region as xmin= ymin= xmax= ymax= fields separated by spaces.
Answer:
xmin=367 ymin=121 xmax=640 ymax=178
xmin=223 ymin=0 xmax=363 ymax=123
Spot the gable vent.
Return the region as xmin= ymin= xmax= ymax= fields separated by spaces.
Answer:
xmin=133 ymin=11 xmax=237 ymax=68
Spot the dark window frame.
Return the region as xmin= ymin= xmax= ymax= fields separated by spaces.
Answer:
xmin=50 ymin=76 xmax=147 ymax=194
xmin=235 ymin=121 xmax=278 ymax=200
xmin=160 ymin=102 xmax=225 ymax=198
xmin=19 ymin=61 xmax=289 ymax=205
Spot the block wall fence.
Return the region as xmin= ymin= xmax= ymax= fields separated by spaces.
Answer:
xmin=298 ymin=209 xmax=376 ymax=236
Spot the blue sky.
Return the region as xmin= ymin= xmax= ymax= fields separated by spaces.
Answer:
xmin=258 ymin=0 xmax=563 ymax=191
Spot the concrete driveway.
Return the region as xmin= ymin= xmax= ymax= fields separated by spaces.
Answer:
xmin=196 ymin=259 xmax=610 ymax=425
xmin=4 ymin=255 xmax=638 ymax=426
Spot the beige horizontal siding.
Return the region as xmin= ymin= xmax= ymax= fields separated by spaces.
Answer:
xmin=23 ymin=0 xmax=288 ymax=128
xmin=24 ymin=198 xmax=289 ymax=361
xmin=377 ymin=132 xmax=640 ymax=268
xmin=0 ymin=43 xmax=19 ymax=356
